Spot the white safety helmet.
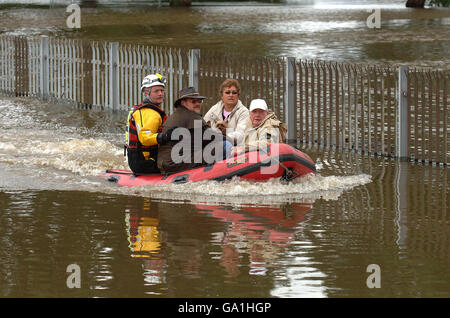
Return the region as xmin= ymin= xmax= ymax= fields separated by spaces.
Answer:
xmin=141 ymin=73 xmax=167 ymax=92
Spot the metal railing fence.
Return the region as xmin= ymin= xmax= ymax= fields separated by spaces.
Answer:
xmin=0 ymin=35 xmax=448 ymax=165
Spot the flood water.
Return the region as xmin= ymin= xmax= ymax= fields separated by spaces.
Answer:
xmin=0 ymin=0 xmax=449 ymax=68
xmin=0 ymin=0 xmax=449 ymax=299
xmin=0 ymin=96 xmax=448 ymax=298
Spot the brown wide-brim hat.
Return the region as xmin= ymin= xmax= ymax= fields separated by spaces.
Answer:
xmin=174 ymin=86 xmax=206 ymax=108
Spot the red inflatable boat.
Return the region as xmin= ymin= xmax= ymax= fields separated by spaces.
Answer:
xmin=102 ymin=143 xmax=315 ymax=187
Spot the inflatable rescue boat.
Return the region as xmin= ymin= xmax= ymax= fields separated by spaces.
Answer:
xmin=102 ymin=143 xmax=315 ymax=187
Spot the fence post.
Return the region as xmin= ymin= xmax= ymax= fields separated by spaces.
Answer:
xmin=109 ymin=42 xmax=119 ymax=111
xmin=40 ymin=35 xmax=49 ymax=100
xmin=189 ymin=49 xmax=199 ymax=89
xmin=395 ymin=161 xmax=408 ymax=248
xmin=397 ymin=66 xmax=409 ymax=160
xmin=285 ymin=57 xmax=296 ymax=145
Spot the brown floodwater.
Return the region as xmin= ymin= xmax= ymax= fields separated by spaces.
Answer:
xmin=0 ymin=1 xmax=449 ymax=68
xmin=0 ymin=1 xmax=449 ymax=298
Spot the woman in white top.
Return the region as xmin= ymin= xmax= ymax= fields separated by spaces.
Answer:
xmin=204 ymin=79 xmax=249 ymax=146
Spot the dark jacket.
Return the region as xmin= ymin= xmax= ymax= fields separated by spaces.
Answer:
xmin=157 ymin=106 xmax=223 ymax=174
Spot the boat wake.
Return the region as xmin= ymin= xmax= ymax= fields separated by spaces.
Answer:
xmin=107 ymin=173 xmax=372 ymax=207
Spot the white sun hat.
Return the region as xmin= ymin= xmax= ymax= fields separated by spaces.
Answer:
xmin=249 ymin=99 xmax=268 ymax=111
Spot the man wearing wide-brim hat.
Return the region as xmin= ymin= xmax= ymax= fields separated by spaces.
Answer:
xmin=157 ymin=87 xmax=228 ymax=174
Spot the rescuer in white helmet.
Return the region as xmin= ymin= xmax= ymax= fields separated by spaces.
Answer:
xmin=125 ymin=73 xmax=177 ymax=174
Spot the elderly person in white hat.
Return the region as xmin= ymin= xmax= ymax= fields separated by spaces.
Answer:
xmin=231 ymin=99 xmax=287 ymax=156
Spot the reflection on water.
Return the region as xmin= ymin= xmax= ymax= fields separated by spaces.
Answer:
xmin=195 ymin=203 xmax=312 ymax=275
xmin=125 ymin=197 xmax=166 ymax=293
xmin=121 ymin=193 xmax=324 ymax=296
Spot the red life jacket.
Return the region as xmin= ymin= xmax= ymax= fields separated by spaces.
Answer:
xmin=125 ymin=102 xmax=167 ymax=157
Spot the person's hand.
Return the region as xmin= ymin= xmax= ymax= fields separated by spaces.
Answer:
xmin=215 ymin=121 xmax=228 ymax=135
xmin=231 ymin=146 xmax=245 ymax=156
xmin=157 ymin=126 xmax=178 ymax=145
